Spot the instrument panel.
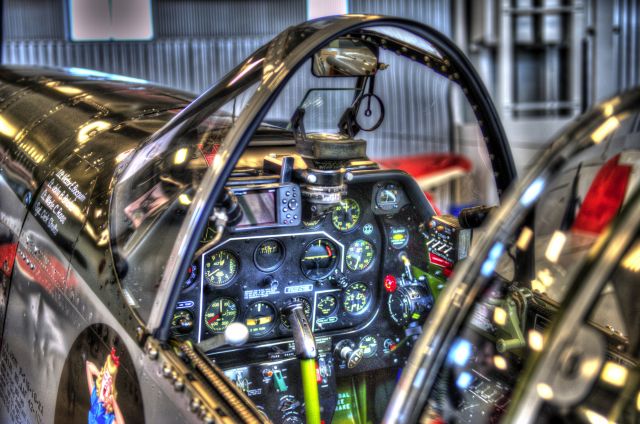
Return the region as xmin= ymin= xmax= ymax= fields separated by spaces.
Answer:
xmin=192 ymin=205 xmax=383 ymax=343
xmin=171 ymin=170 xmax=442 ymax=423
xmin=172 ymin=173 xmax=434 ymax=346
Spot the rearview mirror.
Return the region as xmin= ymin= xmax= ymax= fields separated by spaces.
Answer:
xmin=312 ymin=38 xmax=378 ymax=77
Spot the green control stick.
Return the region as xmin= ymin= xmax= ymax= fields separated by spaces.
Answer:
xmin=282 ymin=302 xmax=321 ymax=424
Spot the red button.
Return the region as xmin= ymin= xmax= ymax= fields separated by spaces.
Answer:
xmin=384 ymin=275 xmax=397 ymax=292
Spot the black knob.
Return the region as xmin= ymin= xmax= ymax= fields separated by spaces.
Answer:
xmin=262 ymin=276 xmax=279 ymax=290
xmin=330 ymin=274 xmax=349 ymax=289
xmin=334 ymin=340 xmax=363 ymax=369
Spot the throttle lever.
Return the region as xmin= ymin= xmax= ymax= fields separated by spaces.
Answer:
xmin=282 ymin=302 xmax=317 ymax=359
xmin=282 ymin=302 xmax=321 ymax=424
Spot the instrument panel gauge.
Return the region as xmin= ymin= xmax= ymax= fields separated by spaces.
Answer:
xmin=316 ymin=294 xmax=338 ymax=317
xmin=204 ymin=297 xmax=238 ymax=333
xmin=254 ymin=239 xmax=285 ymax=272
xmin=359 ymin=335 xmax=378 ymax=358
xmin=331 ymin=198 xmax=361 ymax=232
xmin=342 ymin=282 xmax=371 ymax=315
xmin=375 ymin=186 xmax=400 ymax=211
xmin=388 ymin=286 xmax=432 ymax=326
xmin=182 ymin=262 xmax=199 ymax=290
xmin=245 ymin=301 xmax=277 ymax=336
xmin=389 ymin=226 xmax=409 ymax=249
xmin=171 ymin=310 xmax=194 ymax=335
xmin=281 ymin=297 xmax=311 ymax=328
xmin=300 ymin=238 xmax=338 ymax=280
xmin=204 ymin=250 xmax=238 ymax=287
xmin=346 ymin=239 xmax=375 ymax=271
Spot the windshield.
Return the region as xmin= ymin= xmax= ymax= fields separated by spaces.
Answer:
xmin=108 ymin=17 xmax=512 ymax=325
xmin=403 ymin=93 xmax=640 ymax=423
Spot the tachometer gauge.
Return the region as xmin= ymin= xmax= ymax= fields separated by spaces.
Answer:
xmin=204 ymin=297 xmax=238 ymax=333
xmin=254 ymin=239 xmax=285 ymax=272
xmin=171 ymin=310 xmax=194 ymax=335
xmin=342 ymin=282 xmax=371 ymax=315
xmin=204 ymin=250 xmax=238 ymax=287
xmin=317 ymin=294 xmax=338 ymax=317
xmin=359 ymin=335 xmax=378 ymax=358
xmin=182 ymin=262 xmax=199 ymax=290
xmin=346 ymin=239 xmax=375 ymax=271
xmin=245 ymin=301 xmax=277 ymax=336
xmin=300 ymin=238 xmax=338 ymax=280
xmin=332 ymin=198 xmax=361 ymax=232
xmin=281 ymin=297 xmax=311 ymax=328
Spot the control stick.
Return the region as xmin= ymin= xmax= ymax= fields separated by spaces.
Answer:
xmin=197 ymin=322 xmax=249 ymax=352
xmin=282 ymin=302 xmax=321 ymax=424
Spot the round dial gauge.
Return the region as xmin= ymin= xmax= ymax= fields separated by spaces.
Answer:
xmin=331 ymin=198 xmax=361 ymax=232
xmin=342 ymin=282 xmax=371 ymax=315
xmin=171 ymin=310 xmax=194 ymax=335
xmin=388 ymin=286 xmax=432 ymax=326
xmin=317 ymin=294 xmax=338 ymax=317
xmin=281 ymin=297 xmax=311 ymax=328
xmin=245 ymin=301 xmax=277 ymax=336
xmin=359 ymin=335 xmax=378 ymax=358
xmin=204 ymin=297 xmax=238 ymax=333
xmin=375 ymin=186 xmax=400 ymax=211
xmin=204 ymin=250 xmax=238 ymax=287
xmin=300 ymin=239 xmax=338 ymax=280
xmin=182 ymin=262 xmax=199 ymax=290
xmin=346 ymin=239 xmax=375 ymax=271
xmin=254 ymin=239 xmax=285 ymax=272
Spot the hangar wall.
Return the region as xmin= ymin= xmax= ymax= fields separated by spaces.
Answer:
xmin=0 ymin=0 xmax=454 ymax=159
xmin=1 ymin=0 xmax=453 ymax=159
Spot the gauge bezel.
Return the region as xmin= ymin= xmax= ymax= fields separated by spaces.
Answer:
xmin=253 ymin=238 xmax=286 ymax=272
xmin=316 ymin=294 xmax=338 ymax=317
xmin=331 ymin=197 xmax=362 ymax=232
xmin=244 ymin=300 xmax=278 ymax=337
xmin=300 ymin=238 xmax=339 ymax=280
xmin=345 ymin=238 xmax=376 ymax=272
xmin=171 ymin=309 xmax=195 ymax=335
xmin=203 ymin=249 xmax=240 ymax=288
xmin=203 ymin=296 xmax=239 ymax=333
xmin=375 ymin=186 xmax=400 ymax=211
xmin=342 ymin=281 xmax=372 ymax=316
xmin=359 ymin=335 xmax=378 ymax=358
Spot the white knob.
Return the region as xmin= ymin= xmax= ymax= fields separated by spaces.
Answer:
xmin=224 ymin=322 xmax=249 ymax=346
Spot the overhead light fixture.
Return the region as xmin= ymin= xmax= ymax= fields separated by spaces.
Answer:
xmin=545 ymin=230 xmax=566 ymax=263
xmin=528 ymin=330 xmax=544 ymax=351
xmin=493 ymin=355 xmax=508 ymax=370
xmin=600 ymin=361 xmax=628 ymax=387
xmin=516 ymin=226 xmax=533 ymax=251
xmin=174 ymin=148 xmax=189 ymax=165
xmin=583 ymin=408 xmax=609 ymax=424
xmin=621 ymin=242 xmax=640 ymax=273
xmin=591 ymin=116 xmax=620 ymax=144
xmin=536 ymin=382 xmax=554 ymax=400
xmin=493 ymin=307 xmax=507 ymax=326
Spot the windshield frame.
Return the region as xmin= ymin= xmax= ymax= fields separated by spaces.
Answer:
xmin=137 ymin=15 xmax=516 ymax=340
xmin=385 ymin=89 xmax=640 ymax=423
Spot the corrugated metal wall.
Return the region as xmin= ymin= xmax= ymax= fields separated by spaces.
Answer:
xmin=2 ymin=0 xmax=452 ymax=158
xmin=351 ymin=0 xmax=452 ymax=157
